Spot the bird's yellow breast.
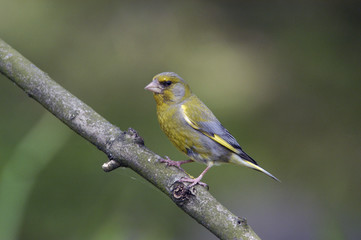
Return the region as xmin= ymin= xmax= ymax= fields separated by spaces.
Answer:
xmin=156 ymin=101 xmax=203 ymax=157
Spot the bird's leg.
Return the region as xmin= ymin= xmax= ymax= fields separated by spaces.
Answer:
xmin=180 ymin=165 xmax=212 ymax=189
xmin=159 ymin=156 xmax=193 ymax=171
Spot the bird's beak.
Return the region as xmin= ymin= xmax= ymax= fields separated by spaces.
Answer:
xmin=144 ymin=80 xmax=162 ymax=93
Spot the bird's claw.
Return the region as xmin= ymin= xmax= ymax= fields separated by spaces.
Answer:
xmin=180 ymin=177 xmax=208 ymax=189
xmin=160 ymin=156 xmax=183 ymax=169
xmin=159 ymin=156 xmax=193 ymax=172
xmin=159 ymin=157 xmax=208 ymax=189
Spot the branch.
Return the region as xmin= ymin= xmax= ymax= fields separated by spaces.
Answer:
xmin=0 ymin=38 xmax=261 ymax=240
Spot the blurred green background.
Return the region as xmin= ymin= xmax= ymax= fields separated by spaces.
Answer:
xmin=1 ymin=1 xmax=360 ymax=239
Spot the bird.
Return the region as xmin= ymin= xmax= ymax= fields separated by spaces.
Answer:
xmin=145 ymin=72 xmax=279 ymax=188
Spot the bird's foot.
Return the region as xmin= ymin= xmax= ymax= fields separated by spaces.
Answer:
xmin=159 ymin=156 xmax=193 ymax=171
xmin=180 ymin=176 xmax=208 ymax=189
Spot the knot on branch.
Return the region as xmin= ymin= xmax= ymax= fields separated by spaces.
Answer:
xmin=170 ymin=181 xmax=196 ymax=205
xmin=125 ymin=127 xmax=144 ymax=146
xmin=102 ymin=133 xmax=129 ymax=172
xmin=101 ymin=128 xmax=144 ymax=172
xmin=237 ymin=217 xmax=247 ymax=227
xmin=68 ymin=109 xmax=80 ymax=121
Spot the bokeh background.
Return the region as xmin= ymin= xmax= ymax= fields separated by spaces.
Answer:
xmin=1 ymin=1 xmax=360 ymax=239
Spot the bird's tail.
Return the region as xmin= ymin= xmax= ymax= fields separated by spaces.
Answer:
xmin=229 ymin=154 xmax=280 ymax=182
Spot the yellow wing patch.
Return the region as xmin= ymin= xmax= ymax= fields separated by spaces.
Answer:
xmin=181 ymin=104 xmax=239 ymax=154
xmin=181 ymin=105 xmax=199 ymax=130
xmin=205 ymin=133 xmax=239 ymax=154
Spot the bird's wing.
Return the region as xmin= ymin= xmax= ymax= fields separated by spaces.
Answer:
xmin=181 ymin=99 xmax=257 ymax=164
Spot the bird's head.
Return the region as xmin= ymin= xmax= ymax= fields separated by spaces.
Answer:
xmin=145 ymin=72 xmax=192 ymax=105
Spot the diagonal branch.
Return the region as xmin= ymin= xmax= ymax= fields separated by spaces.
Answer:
xmin=0 ymin=38 xmax=261 ymax=240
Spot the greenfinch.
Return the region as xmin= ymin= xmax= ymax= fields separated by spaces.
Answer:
xmin=145 ymin=72 xmax=279 ymax=188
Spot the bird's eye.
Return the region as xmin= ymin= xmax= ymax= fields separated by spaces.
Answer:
xmin=161 ymin=81 xmax=172 ymax=87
